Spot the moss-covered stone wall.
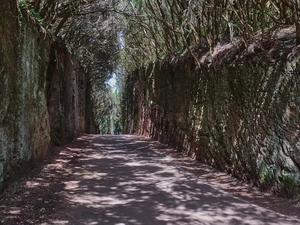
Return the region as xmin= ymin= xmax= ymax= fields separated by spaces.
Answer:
xmin=0 ymin=1 xmax=94 ymax=189
xmin=46 ymin=41 xmax=88 ymax=145
xmin=124 ymin=35 xmax=300 ymax=197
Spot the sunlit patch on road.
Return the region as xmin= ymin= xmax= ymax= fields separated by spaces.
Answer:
xmin=48 ymin=135 xmax=300 ymax=225
xmin=1 ymin=135 xmax=299 ymax=225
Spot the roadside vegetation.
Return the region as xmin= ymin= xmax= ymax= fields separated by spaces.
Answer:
xmin=18 ymin=0 xmax=300 ymax=132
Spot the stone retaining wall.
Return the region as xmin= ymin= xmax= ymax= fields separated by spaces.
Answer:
xmin=124 ymin=34 xmax=300 ymax=197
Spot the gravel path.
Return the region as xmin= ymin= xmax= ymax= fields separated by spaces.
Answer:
xmin=1 ymin=134 xmax=300 ymax=225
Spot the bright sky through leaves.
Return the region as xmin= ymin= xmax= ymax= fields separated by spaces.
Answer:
xmin=107 ymin=73 xmax=117 ymax=92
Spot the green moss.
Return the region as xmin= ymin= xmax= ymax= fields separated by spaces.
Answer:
xmin=18 ymin=0 xmax=43 ymax=24
xmin=280 ymin=172 xmax=300 ymax=198
xmin=259 ymin=166 xmax=300 ymax=197
xmin=259 ymin=166 xmax=269 ymax=182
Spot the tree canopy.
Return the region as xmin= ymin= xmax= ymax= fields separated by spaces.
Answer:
xmin=19 ymin=0 xmax=300 ymax=132
xmin=117 ymin=0 xmax=300 ymax=70
xmin=21 ymin=0 xmax=300 ymax=72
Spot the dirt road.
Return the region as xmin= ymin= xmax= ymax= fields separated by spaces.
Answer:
xmin=1 ymin=135 xmax=300 ymax=224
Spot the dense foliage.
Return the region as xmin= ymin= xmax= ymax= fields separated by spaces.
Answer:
xmin=19 ymin=0 xmax=122 ymax=132
xmin=118 ymin=0 xmax=300 ymax=70
xmin=18 ymin=0 xmax=300 ymax=133
xmin=19 ymin=0 xmax=300 ymax=70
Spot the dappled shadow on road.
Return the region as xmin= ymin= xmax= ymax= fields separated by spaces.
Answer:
xmin=0 ymin=135 xmax=299 ymax=224
xmin=43 ymin=135 xmax=299 ymax=225
xmin=148 ymin=141 xmax=300 ymax=219
xmin=0 ymin=144 xmax=71 ymax=224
